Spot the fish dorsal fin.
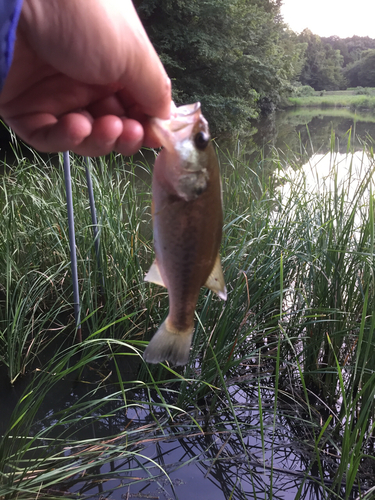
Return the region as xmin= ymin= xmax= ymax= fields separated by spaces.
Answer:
xmin=144 ymin=260 xmax=166 ymax=288
xmin=205 ymin=254 xmax=227 ymax=301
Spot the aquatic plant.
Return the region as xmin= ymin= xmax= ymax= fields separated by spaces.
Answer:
xmin=0 ymin=130 xmax=375 ymax=499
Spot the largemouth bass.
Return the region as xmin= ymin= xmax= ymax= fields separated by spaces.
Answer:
xmin=143 ymin=102 xmax=227 ymax=366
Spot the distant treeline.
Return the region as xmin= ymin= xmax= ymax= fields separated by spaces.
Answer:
xmin=134 ymin=0 xmax=375 ymax=131
xmin=299 ymin=30 xmax=375 ymax=90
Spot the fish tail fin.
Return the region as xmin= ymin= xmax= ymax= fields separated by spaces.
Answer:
xmin=143 ymin=319 xmax=194 ymax=366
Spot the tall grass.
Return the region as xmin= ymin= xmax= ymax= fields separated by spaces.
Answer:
xmin=0 ymin=131 xmax=375 ymax=499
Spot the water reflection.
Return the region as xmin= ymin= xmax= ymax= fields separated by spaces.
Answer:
xmin=253 ymin=108 xmax=375 ymax=157
xmin=63 ymin=379 xmax=353 ymax=500
xmin=281 ymin=149 xmax=373 ymax=196
xmin=1 ymin=354 xmax=351 ymax=500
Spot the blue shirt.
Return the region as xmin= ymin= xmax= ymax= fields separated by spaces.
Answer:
xmin=0 ymin=0 xmax=23 ymax=91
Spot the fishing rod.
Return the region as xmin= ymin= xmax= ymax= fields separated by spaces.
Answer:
xmin=62 ymin=151 xmax=81 ymax=343
xmin=63 ymin=152 xmax=103 ymax=343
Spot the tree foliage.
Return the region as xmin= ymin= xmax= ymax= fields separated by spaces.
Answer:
xmin=320 ymin=35 xmax=375 ymax=88
xmin=343 ymin=49 xmax=375 ymax=88
xmin=297 ymin=29 xmax=345 ymax=90
xmin=134 ymin=1 xmax=375 ymax=131
xmin=322 ymin=35 xmax=375 ymax=67
xmin=291 ymin=32 xmax=375 ymax=92
xmin=135 ymin=0 xmax=305 ymax=131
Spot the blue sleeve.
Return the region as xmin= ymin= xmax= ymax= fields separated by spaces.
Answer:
xmin=0 ymin=0 xmax=23 ymax=92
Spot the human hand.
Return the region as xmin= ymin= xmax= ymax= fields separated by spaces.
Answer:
xmin=0 ymin=0 xmax=171 ymax=156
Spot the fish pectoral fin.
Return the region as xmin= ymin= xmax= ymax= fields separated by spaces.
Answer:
xmin=204 ymin=254 xmax=227 ymax=301
xmin=144 ymin=260 xmax=166 ymax=288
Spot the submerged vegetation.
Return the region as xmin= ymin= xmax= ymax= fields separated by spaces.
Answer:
xmin=1 ymin=130 xmax=375 ymax=499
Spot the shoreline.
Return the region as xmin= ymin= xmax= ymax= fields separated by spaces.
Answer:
xmin=282 ymin=91 xmax=375 ymax=112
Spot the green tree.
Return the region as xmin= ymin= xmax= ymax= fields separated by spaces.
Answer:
xmin=298 ymin=29 xmax=345 ymax=90
xmin=135 ymin=0 xmax=305 ymax=131
xmin=278 ymin=29 xmax=307 ymax=86
xmin=322 ymin=35 xmax=375 ymax=68
xmin=344 ymin=49 xmax=375 ymax=87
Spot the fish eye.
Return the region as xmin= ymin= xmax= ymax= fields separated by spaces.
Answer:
xmin=194 ymin=131 xmax=209 ymax=150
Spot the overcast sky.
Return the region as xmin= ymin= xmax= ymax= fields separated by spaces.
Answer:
xmin=280 ymin=0 xmax=375 ymax=38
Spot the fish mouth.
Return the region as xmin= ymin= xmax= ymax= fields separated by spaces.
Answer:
xmin=151 ymin=102 xmax=203 ymax=151
xmin=172 ymin=102 xmax=200 ymax=124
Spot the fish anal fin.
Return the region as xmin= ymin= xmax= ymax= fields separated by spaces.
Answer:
xmin=144 ymin=260 xmax=166 ymax=288
xmin=205 ymin=254 xmax=227 ymax=301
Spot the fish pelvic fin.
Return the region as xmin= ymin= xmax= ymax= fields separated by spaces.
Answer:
xmin=205 ymin=254 xmax=227 ymax=301
xmin=143 ymin=318 xmax=194 ymax=366
xmin=144 ymin=260 xmax=166 ymax=288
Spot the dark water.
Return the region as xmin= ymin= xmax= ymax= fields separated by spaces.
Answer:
xmin=1 ymin=361 xmax=337 ymax=500
xmin=2 ymin=107 xmax=375 ymax=499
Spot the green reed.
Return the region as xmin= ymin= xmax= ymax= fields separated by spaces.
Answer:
xmin=1 ymin=131 xmax=375 ymax=499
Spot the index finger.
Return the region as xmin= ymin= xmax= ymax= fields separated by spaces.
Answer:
xmin=117 ymin=53 xmax=171 ymax=121
xmin=114 ymin=2 xmax=172 ymax=120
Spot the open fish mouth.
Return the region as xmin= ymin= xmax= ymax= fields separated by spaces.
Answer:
xmin=151 ymin=102 xmax=206 ymax=151
xmin=170 ymin=102 xmax=201 ymax=128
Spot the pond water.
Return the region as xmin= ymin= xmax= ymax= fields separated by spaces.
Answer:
xmin=2 ymin=107 xmax=375 ymax=500
xmin=1 ymin=361 xmax=340 ymax=500
xmin=253 ymin=107 xmax=375 ymax=157
xmin=280 ymin=149 xmax=373 ymax=200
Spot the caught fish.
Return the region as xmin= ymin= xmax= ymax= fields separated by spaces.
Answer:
xmin=143 ymin=102 xmax=227 ymax=366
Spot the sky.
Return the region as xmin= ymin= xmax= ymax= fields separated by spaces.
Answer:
xmin=280 ymin=0 xmax=375 ymax=38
